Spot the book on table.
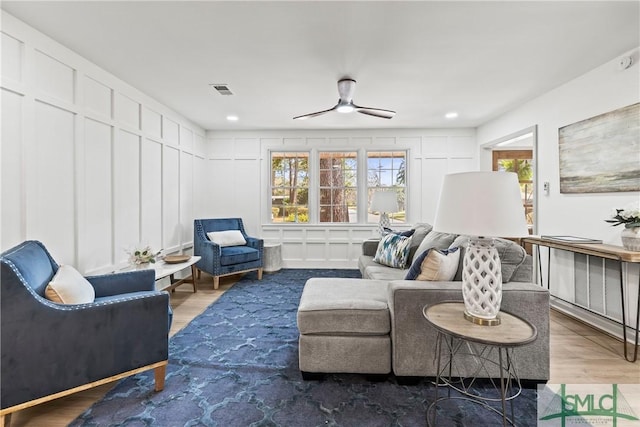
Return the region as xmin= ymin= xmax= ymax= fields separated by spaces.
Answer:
xmin=540 ymin=235 xmax=603 ymax=244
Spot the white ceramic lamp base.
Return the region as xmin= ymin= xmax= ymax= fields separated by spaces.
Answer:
xmin=378 ymin=212 xmax=391 ymax=236
xmin=462 ymin=237 xmax=503 ymax=326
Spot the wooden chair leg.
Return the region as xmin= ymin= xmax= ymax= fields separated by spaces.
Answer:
xmin=1 ymin=413 xmax=12 ymax=427
xmin=258 ymin=268 xmax=263 ymax=280
xmin=213 ymin=276 xmax=220 ymax=290
xmin=154 ymin=365 xmax=166 ymax=392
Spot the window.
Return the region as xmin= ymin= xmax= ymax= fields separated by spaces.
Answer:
xmin=270 ymin=150 xmax=408 ymax=225
xmin=271 ymin=152 xmax=309 ymax=223
xmin=367 ymin=151 xmax=406 ymax=225
xmin=319 ymin=151 xmax=357 ymax=223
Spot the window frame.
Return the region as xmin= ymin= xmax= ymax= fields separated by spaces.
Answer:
xmin=268 ymin=148 xmax=408 ymax=225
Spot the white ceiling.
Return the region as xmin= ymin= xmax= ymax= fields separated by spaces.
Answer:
xmin=2 ymin=1 xmax=638 ymax=131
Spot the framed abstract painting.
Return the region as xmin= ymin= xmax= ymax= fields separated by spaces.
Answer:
xmin=558 ymin=103 xmax=639 ymax=193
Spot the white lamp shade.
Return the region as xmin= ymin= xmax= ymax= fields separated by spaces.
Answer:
xmin=370 ymin=191 xmax=399 ymax=213
xmin=433 ymin=172 xmax=528 ymax=238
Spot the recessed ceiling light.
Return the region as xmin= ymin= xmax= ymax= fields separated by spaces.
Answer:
xmin=226 ymin=115 xmax=239 ymax=121
xmin=445 ymin=112 xmax=458 ymax=119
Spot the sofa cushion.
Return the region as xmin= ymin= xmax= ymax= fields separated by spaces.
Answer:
xmin=413 ymin=230 xmax=458 ymax=260
xmin=297 ymin=278 xmax=390 ymax=335
xmin=450 ymin=236 xmax=527 ymax=283
xmin=220 ymin=246 xmax=259 ymax=266
xmin=407 ymin=223 xmax=434 ymax=263
xmin=373 ymin=233 xmax=412 ymax=268
xmin=405 ymin=247 xmax=460 ymax=281
xmin=45 ymin=265 xmax=95 ymax=304
xmin=364 ymin=265 xmax=408 ymax=281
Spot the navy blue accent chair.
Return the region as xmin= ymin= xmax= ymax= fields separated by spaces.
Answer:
xmin=0 ymin=240 xmax=171 ymax=425
xmin=194 ymin=218 xmax=264 ymax=289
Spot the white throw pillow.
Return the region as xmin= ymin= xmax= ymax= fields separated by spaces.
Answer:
xmin=45 ymin=265 xmax=95 ymax=304
xmin=207 ymin=230 xmax=247 ymax=247
xmin=404 ymin=248 xmax=460 ymax=281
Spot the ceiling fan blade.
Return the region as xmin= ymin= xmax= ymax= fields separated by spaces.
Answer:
xmin=355 ymin=106 xmax=396 ymax=119
xmin=293 ymin=105 xmax=337 ymax=120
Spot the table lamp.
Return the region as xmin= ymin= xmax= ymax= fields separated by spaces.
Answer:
xmin=433 ymin=172 xmax=528 ymax=325
xmin=370 ymin=190 xmax=399 ymax=236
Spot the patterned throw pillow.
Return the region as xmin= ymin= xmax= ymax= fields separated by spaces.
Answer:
xmin=373 ymin=233 xmax=412 ymax=268
xmin=404 ymin=247 xmax=460 ymax=281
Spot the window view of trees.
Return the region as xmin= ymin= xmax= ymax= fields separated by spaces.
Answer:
xmin=493 ymin=150 xmax=534 ymax=226
xmin=271 ymin=152 xmax=309 ymax=223
xmin=367 ymin=151 xmax=406 ymax=224
xmin=270 ymin=150 xmax=407 ymax=225
xmin=319 ymin=152 xmax=357 ymax=223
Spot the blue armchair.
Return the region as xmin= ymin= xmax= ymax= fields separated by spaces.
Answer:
xmin=194 ymin=218 xmax=264 ymax=289
xmin=0 ymin=241 xmax=171 ymax=424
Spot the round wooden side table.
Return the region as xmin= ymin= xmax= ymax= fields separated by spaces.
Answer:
xmin=423 ymin=301 xmax=537 ymax=427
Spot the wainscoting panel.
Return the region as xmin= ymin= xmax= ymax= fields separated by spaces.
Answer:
xmin=1 ymin=32 xmax=23 ymax=82
xmin=140 ymin=138 xmax=163 ymax=251
xmin=163 ymin=117 xmax=180 ymax=147
xmin=180 ymin=152 xmax=194 ymax=247
xmin=31 ymin=101 xmax=76 ymax=264
xmin=34 ymin=49 xmax=75 ymax=104
xmin=114 ymin=92 xmax=140 ymax=130
xmin=142 ymin=106 xmax=162 ymax=139
xmin=113 ymin=130 xmax=141 ymax=265
xmin=0 ymin=11 xmax=206 ymax=274
xmin=180 ymin=127 xmax=193 ymax=151
xmin=1 ymin=88 xmax=24 ymax=250
xmin=80 ymin=118 xmax=113 ymax=272
xmin=84 ymin=76 xmax=112 ymax=119
xmin=163 ymin=145 xmax=181 ymax=252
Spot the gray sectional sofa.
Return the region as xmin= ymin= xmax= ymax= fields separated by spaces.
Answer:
xmin=297 ymin=224 xmax=550 ymax=382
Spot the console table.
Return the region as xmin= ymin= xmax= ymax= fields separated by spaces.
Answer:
xmin=522 ymin=236 xmax=640 ymax=362
xmin=423 ymin=302 xmax=537 ymax=427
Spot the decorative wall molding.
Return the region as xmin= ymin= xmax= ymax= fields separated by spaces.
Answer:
xmin=1 ymin=12 xmax=206 ymax=276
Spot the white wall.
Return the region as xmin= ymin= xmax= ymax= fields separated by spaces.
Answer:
xmin=1 ymin=12 xmax=208 ymax=274
xmin=478 ymin=47 xmax=640 ymax=245
xmin=477 ymin=47 xmax=640 ymax=340
xmin=205 ymin=129 xmax=477 ymax=268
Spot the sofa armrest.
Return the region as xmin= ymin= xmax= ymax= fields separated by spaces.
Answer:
xmin=388 ymin=280 xmax=550 ymax=381
xmin=86 ymin=269 xmax=156 ymax=297
xmin=362 ymin=239 xmax=380 ymax=257
xmin=245 ymin=237 xmax=264 ymax=250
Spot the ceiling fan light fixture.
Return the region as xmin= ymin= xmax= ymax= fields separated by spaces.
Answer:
xmin=336 ymin=103 xmax=355 ymax=113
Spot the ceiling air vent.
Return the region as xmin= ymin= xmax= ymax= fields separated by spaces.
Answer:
xmin=210 ymin=84 xmax=233 ymax=95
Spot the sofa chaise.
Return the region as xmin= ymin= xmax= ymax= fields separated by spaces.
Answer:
xmin=297 ymin=224 xmax=550 ymax=383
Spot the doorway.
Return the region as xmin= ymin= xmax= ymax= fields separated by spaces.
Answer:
xmin=482 ymin=126 xmax=537 ymax=253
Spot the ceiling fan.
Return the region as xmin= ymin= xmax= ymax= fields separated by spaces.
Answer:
xmin=293 ymin=78 xmax=396 ymax=120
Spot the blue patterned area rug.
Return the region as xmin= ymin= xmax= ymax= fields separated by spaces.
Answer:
xmin=70 ymin=269 xmax=538 ymax=427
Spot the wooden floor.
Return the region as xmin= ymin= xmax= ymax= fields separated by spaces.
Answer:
xmin=7 ymin=272 xmax=640 ymax=427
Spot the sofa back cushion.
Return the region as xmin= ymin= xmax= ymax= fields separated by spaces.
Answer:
xmin=449 ymin=236 xmax=527 ymax=283
xmin=373 ymin=233 xmax=412 ymax=268
xmin=412 ymin=231 xmax=458 ymax=263
xmin=407 ymin=223 xmax=433 ymax=263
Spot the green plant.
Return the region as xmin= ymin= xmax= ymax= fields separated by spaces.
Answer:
xmin=127 ymin=245 xmax=161 ymax=265
xmin=606 ymin=204 xmax=640 ymax=228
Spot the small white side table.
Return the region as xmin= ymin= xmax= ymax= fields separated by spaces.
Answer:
xmin=263 ymin=243 xmax=282 ymax=273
